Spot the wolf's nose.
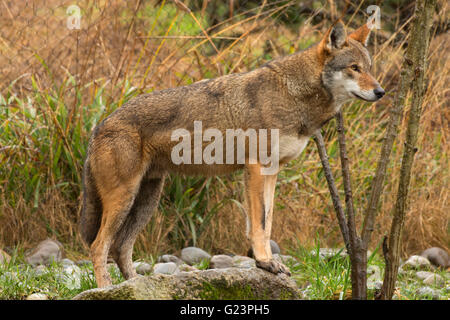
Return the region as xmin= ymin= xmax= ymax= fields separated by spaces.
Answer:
xmin=374 ymin=87 xmax=385 ymax=99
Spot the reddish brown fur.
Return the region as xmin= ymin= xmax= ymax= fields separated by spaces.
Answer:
xmin=80 ymin=20 xmax=383 ymax=288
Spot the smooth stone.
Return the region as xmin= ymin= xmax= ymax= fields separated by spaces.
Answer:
xmin=152 ymin=262 xmax=178 ymax=275
xmin=26 ymin=293 xmax=48 ymax=300
xmin=232 ymin=255 xmax=256 ymax=269
xmin=402 ymin=255 xmax=432 ymax=271
xmin=180 ymin=247 xmax=211 ymax=266
xmin=423 ymin=273 xmax=445 ymax=287
xmin=416 ymin=286 xmax=441 ymax=300
xmin=133 ymin=261 xmax=152 ymax=275
xmin=24 ymin=239 xmax=64 ymax=266
xmin=270 ymin=240 xmax=281 ymax=255
xmin=158 ymin=254 xmax=183 ymax=266
xmin=209 ymin=255 xmax=233 ymax=269
xmin=420 ymin=247 xmax=450 ymax=268
xmin=415 ymin=271 xmax=435 ymax=280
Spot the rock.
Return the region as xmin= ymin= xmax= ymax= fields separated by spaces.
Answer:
xmin=423 ymin=274 xmax=445 ymax=287
xmin=61 ymin=258 xmax=75 ymax=267
xmin=33 ymin=265 xmax=48 ymax=276
xmin=158 ymin=254 xmax=183 ymax=266
xmin=178 ymin=264 xmax=198 ymax=272
xmin=232 ymin=255 xmax=256 ymax=269
xmin=415 ymin=271 xmax=435 ymax=280
xmin=416 ymin=286 xmax=441 ymax=300
xmin=180 ymin=247 xmax=211 ymax=266
xmin=420 ymin=247 xmax=450 ymax=269
xmin=367 ymin=265 xmax=382 ymax=282
xmin=133 ymin=261 xmax=152 ymax=275
xmin=24 ymin=239 xmax=64 ymax=266
xmin=0 ymin=271 xmax=18 ymax=283
xmin=26 ymin=293 xmax=48 ymax=300
xmin=0 ymin=249 xmax=11 ymax=265
xmin=59 ymin=265 xmax=83 ymax=290
xmin=310 ymin=248 xmax=347 ymax=260
xmin=270 ymin=240 xmax=281 ymax=255
xmin=273 ymin=254 xmax=297 ymax=266
xmin=209 ymin=255 xmax=233 ymax=269
xmin=73 ymin=267 xmax=299 ymax=300
xmin=401 ymin=255 xmax=432 ymax=271
xmin=76 ymin=260 xmax=93 ymax=268
xmin=153 ymin=262 xmax=178 ymax=275
xmin=367 ymin=280 xmax=383 ymax=290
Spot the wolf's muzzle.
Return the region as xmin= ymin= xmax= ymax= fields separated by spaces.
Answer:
xmin=374 ymin=87 xmax=385 ymax=99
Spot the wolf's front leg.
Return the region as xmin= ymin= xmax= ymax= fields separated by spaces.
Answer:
xmin=244 ymin=164 xmax=290 ymax=276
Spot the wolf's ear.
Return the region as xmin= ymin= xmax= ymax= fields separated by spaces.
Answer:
xmin=348 ymin=23 xmax=371 ymax=46
xmin=322 ymin=20 xmax=347 ymax=52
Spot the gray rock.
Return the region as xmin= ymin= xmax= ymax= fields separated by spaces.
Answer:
xmin=420 ymin=247 xmax=450 ymax=269
xmin=26 ymin=293 xmax=48 ymax=300
xmin=273 ymin=254 xmax=297 ymax=266
xmin=0 ymin=249 xmax=11 ymax=265
xmin=73 ymin=267 xmax=299 ymax=300
xmin=310 ymin=248 xmax=348 ymax=260
xmin=367 ymin=280 xmax=383 ymax=291
xmin=152 ymin=262 xmax=178 ymax=275
xmin=416 ymin=286 xmax=441 ymax=300
xmin=367 ymin=265 xmax=382 ymax=282
xmin=270 ymin=240 xmax=281 ymax=255
xmin=59 ymin=264 xmax=83 ymax=290
xmin=232 ymin=255 xmax=256 ymax=269
xmin=402 ymin=255 xmax=432 ymax=271
xmin=415 ymin=271 xmax=435 ymax=280
xmin=33 ymin=265 xmax=48 ymax=276
xmin=61 ymin=258 xmax=75 ymax=267
xmin=423 ymin=274 xmax=445 ymax=287
xmin=76 ymin=260 xmax=93 ymax=268
xmin=133 ymin=261 xmax=152 ymax=275
xmin=0 ymin=271 xmax=18 ymax=283
xmin=24 ymin=239 xmax=64 ymax=266
xmin=158 ymin=254 xmax=183 ymax=266
xmin=209 ymin=255 xmax=233 ymax=269
xmin=177 ymin=263 xmax=198 ymax=272
xmin=180 ymin=247 xmax=211 ymax=265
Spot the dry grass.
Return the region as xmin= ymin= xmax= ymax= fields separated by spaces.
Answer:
xmin=0 ymin=0 xmax=448 ymax=259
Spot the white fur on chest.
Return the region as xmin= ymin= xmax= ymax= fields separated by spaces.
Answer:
xmin=278 ymin=135 xmax=309 ymax=163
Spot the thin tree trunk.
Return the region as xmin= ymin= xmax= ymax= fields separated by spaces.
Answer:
xmin=336 ymin=112 xmax=367 ymax=300
xmin=379 ymin=0 xmax=436 ymax=300
xmin=313 ymin=131 xmax=350 ymax=251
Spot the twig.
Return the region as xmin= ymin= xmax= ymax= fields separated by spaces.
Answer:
xmin=336 ymin=111 xmax=367 ymax=300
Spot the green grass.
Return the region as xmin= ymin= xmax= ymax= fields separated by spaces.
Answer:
xmin=287 ymin=240 xmax=449 ymax=300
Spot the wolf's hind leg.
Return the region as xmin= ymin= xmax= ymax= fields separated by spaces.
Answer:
xmin=90 ymin=179 xmax=141 ymax=288
xmin=111 ymin=172 xmax=166 ymax=279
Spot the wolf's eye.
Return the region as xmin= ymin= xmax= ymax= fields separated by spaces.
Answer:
xmin=351 ymin=64 xmax=360 ymax=72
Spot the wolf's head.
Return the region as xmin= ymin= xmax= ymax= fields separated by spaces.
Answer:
xmin=319 ymin=21 xmax=385 ymax=104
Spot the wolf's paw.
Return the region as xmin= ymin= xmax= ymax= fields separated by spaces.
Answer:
xmin=255 ymin=259 xmax=291 ymax=276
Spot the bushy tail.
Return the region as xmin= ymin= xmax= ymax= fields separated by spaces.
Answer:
xmin=80 ymin=159 xmax=102 ymax=246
